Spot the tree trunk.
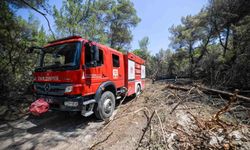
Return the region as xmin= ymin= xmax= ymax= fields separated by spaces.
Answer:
xmin=188 ymin=43 xmax=193 ymax=79
xmin=223 ymin=26 xmax=230 ymax=57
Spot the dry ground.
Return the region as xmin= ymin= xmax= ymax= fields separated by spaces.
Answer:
xmin=0 ymin=80 xmax=249 ymax=150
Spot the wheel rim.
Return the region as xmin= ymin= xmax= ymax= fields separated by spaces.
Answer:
xmin=103 ymin=98 xmax=113 ymax=114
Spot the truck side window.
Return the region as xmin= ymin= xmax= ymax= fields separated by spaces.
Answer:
xmin=97 ymin=49 xmax=104 ymax=66
xmin=85 ymin=45 xmax=103 ymax=67
xmin=112 ymin=54 xmax=120 ymax=67
xmin=85 ymin=44 xmax=92 ymax=67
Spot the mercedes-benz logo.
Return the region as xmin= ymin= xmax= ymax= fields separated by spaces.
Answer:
xmin=44 ymin=83 xmax=50 ymax=92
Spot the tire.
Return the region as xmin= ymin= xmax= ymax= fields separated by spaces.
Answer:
xmin=94 ymin=91 xmax=115 ymax=120
xmin=136 ymin=84 xmax=141 ymax=96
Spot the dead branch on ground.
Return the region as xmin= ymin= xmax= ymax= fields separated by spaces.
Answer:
xmin=212 ymin=90 xmax=239 ymax=127
xmin=169 ymin=87 xmax=196 ymax=114
xmin=139 ymin=82 xmax=250 ymax=150
xmin=89 ymin=132 xmax=113 ymax=150
xmin=155 ymin=110 xmax=166 ymax=143
xmin=136 ymin=110 xmax=155 ymax=150
xmin=166 ymin=83 xmax=250 ymax=102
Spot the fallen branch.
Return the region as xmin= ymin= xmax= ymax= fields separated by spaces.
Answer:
xmin=136 ymin=110 xmax=156 ymax=150
xmin=155 ymin=110 xmax=166 ymax=143
xmin=213 ymin=90 xmax=238 ymax=126
xmin=169 ymin=87 xmax=196 ymax=114
xmin=197 ymin=85 xmax=250 ymax=102
xmin=112 ymin=107 xmax=151 ymax=122
xmin=89 ymin=132 xmax=113 ymax=150
xmin=165 ymin=84 xmax=190 ymax=91
xmin=169 ymin=98 xmax=182 ymax=114
xmin=166 ymin=84 xmax=250 ymax=102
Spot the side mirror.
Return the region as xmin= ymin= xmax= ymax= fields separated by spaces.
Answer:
xmin=27 ymin=46 xmax=43 ymax=53
xmin=92 ymin=45 xmax=99 ymax=62
xmin=27 ymin=47 xmax=35 ymax=53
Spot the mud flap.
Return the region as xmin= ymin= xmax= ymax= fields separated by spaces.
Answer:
xmin=81 ymin=99 xmax=96 ymax=117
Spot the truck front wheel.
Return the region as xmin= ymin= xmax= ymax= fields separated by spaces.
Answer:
xmin=94 ymin=91 xmax=115 ymax=120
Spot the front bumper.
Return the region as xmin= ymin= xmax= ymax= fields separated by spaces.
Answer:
xmin=36 ymin=95 xmax=85 ymax=111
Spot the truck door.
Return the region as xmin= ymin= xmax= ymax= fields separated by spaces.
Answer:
xmin=83 ymin=45 xmax=108 ymax=95
xmin=111 ymin=52 xmax=124 ymax=88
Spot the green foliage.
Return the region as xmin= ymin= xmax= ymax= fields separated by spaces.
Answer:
xmin=53 ymin=0 xmax=140 ymax=50
xmin=6 ymin=0 xmax=49 ymax=9
xmin=138 ymin=36 xmax=149 ymax=51
xmin=132 ymin=36 xmax=150 ymax=60
xmin=132 ymin=36 xmax=152 ymax=75
xmin=0 ymin=1 xmax=47 ymax=98
xmin=108 ymin=0 xmax=140 ymax=50
xmin=167 ymin=0 xmax=250 ymax=88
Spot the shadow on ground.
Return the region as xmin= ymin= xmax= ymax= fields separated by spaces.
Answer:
xmin=0 ymin=95 xmax=137 ymax=150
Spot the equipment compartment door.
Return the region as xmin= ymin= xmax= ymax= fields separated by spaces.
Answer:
xmin=111 ymin=53 xmax=124 ymax=88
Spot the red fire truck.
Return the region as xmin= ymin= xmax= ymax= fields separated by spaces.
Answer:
xmin=30 ymin=36 xmax=145 ymax=120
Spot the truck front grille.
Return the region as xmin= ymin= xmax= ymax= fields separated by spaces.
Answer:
xmin=34 ymin=82 xmax=72 ymax=96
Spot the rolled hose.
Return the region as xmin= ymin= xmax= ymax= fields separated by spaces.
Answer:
xmin=29 ymin=98 xmax=49 ymax=116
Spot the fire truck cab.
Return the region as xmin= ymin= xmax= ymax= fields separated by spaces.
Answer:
xmin=32 ymin=36 xmax=145 ymax=120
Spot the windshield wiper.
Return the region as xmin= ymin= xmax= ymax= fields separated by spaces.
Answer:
xmin=45 ymin=63 xmax=62 ymax=69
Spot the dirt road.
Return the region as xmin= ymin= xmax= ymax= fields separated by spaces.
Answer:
xmin=0 ymin=111 xmax=106 ymax=149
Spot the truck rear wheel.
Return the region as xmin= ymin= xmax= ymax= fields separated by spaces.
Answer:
xmin=94 ymin=91 xmax=115 ymax=120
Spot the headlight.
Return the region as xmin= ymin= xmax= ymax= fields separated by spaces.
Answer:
xmin=65 ymin=86 xmax=73 ymax=93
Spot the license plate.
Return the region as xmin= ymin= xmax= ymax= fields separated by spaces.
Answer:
xmin=64 ymin=101 xmax=78 ymax=107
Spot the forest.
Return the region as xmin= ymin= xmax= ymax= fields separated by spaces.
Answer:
xmin=0 ymin=0 xmax=250 ymax=149
xmin=1 ymin=0 xmax=250 ymax=100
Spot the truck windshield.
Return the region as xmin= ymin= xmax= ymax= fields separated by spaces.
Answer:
xmin=36 ymin=42 xmax=81 ymax=71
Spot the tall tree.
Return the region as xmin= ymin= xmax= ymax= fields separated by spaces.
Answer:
xmin=53 ymin=0 xmax=101 ymax=38
xmin=168 ymin=0 xmax=250 ymax=88
xmin=7 ymin=0 xmax=55 ymax=39
xmin=208 ymin=0 xmax=250 ymax=57
xmin=133 ymin=36 xmax=150 ymax=60
xmin=0 ymin=1 xmax=47 ymax=97
xmin=53 ymin=0 xmax=140 ymax=50
xmin=106 ymin=0 xmax=140 ymax=50
xmin=132 ymin=36 xmax=152 ymax=76
xmin=169 ymin=15 xmax=200 ymax=78
xmin=138 ymin=36 xmax=149 ymax=50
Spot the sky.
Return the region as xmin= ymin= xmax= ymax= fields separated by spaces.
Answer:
xmin=17 ymin=0 xmax=208 ymax=54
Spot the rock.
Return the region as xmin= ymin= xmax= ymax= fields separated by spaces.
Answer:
xmin=209 ymin=134 xmax=225 ymax=146
xmin=176 ymin=111 xmax=196 ymax=133
xmin=229 ymin=130 xmax=245 ymax=141
xmin=166 ymin=133 xmax=179 ymax=150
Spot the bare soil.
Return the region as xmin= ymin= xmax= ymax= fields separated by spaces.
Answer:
xmin=0 ymin=80 xmax=249 ymax=150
